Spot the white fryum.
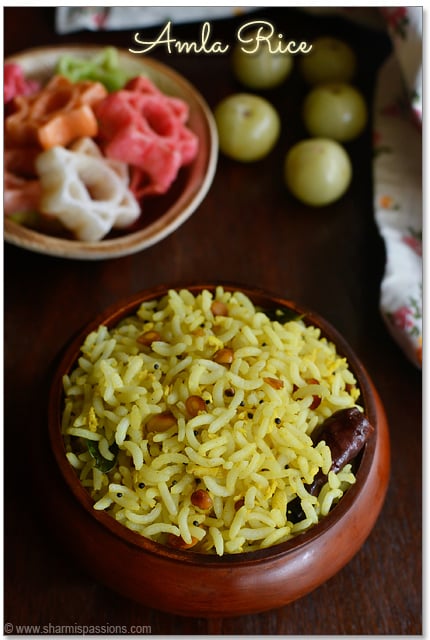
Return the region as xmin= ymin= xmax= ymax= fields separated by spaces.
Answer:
xmin=36 ymin=137 xmax=140 ymax=242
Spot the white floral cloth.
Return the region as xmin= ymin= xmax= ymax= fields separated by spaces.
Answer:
xmin=373 ymin=7 xmax=422 ymax=368
xmin=55 ymin=7 xmax=254 ymax=33
xmin=55 ymin=7 xmax=423 ymax=368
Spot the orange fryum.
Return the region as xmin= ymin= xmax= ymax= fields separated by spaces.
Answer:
xmin=4 ymin=75 xmax=108 ymax=150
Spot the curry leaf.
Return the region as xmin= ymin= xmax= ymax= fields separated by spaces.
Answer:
xmin=262 ymin=306 xmax=302 ymax=324
xmin=87 ymin=439 xmax=119 ymax=472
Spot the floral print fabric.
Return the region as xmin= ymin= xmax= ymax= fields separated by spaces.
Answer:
xmin=55 ymin=7 xmax=254 ymax=33
xmin=373 ymin=7 xmax=422 ymax=367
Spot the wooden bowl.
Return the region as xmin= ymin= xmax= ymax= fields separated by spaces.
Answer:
xmin=47 ymin=283 xmax=390 ymax=617
xmin=4 ymin=46 xmax=218 ymax=260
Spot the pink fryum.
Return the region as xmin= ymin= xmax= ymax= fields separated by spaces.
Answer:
xmin=95 ymin=76 xmax=198 ymax=200
xmin=4 ymin=63 xmax=40 ymax=104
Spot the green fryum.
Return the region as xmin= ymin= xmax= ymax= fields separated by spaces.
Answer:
xmin=56 ymin=46 xmax=131 ymax=92
xmin=87 ymin=439 xmax=119 ymax=472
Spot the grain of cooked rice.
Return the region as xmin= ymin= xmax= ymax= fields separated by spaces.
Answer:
xmin=62 ymin=287 xmax=362 ymax=555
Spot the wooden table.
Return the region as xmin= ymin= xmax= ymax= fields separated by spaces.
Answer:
xmin=4 ymin=7 xmax=422 ymax=635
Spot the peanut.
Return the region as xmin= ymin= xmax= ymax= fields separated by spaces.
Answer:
xmin=137 ymin=330 xmax=161 ymax=346
xmin=211 ymin=300 xmax=228 ymax=317
xmin=234 ymin=498 xmax=245 ymax=511
xmin=263 ymin=376 xmax=284 ymax=390
xmin=213 ymin=347 xmax=234 ymax=365
xmin=167 ymin=533 xmax=200 ymax=550
xmin=191 ymin=489 xmax=213 ymax=511
xmin=185 ymin=395 xmax=206 ymax=418
xmin=146 ymin=411 xmax=177 ymax=432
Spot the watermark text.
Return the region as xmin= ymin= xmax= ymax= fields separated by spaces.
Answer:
xmin=4 ymin=622 xmax=152 ymax=635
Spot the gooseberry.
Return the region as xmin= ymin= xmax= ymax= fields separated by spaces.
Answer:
xmin=299 ymin=36 xmax=357 ymax=85
xmin=284 ymin=138 xmax=352 ymax=206
xmin=214 ymin=93 xmax=281 ymax=162
xmin=303 ymin=82 xmax=368 ymax=141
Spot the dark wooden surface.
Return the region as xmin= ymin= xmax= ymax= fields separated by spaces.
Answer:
xmin=4 ymin=7 xmax=422 ymax=635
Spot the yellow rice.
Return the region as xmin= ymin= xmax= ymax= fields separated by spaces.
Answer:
xmin=62 ymin=287 xmax=360 ymax=555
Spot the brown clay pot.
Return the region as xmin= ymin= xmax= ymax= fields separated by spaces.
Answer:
xmin=47 ymin=283 xmax=390 ymax=617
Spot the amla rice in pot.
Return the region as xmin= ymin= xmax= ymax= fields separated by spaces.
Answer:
xmin=62 ymin=287 xmax=360 ymax=555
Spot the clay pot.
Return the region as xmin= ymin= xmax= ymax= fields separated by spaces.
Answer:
xmin=47 ymin=283 xmax=390 ymax=617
